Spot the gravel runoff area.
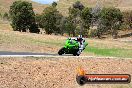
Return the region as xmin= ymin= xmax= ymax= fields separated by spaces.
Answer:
xmin=0 ymin=57 xmax=132 ymax=88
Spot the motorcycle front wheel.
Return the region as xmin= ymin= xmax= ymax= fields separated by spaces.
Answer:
xmin=58 ymin=47 xmax=65 ymax=55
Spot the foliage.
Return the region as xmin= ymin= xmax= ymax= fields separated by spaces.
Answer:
xmin=52 ymin=2 xmax=57 ymax=7
xmin=40 ymin=4 xmax=63 ymax=34
xmin=35 ymin=14 xmax=43 ymax=28
xmin=73 ymin=1 xmax=84 ymax=11
xmin=67 ymin=1 xmax=92 ymax=36
xmin=69 ymin=7 xmax=80 ymax=17
xmin=88 ymin=29 xmax=97 ymax=37
xmin=8 ymin=0 xmax=129 ymax=38
xmin=97 ymin=7 xmax=123 ymax=38
xmin=81 ymin=7 xmax=92 ymax=36
xmin=9 ymin=1 xmax=40 ymax=33
xmin=64 ymin=17 xmax=76 ymax=36
xmin=68 ymin=7 xmax=79 ymax=36
xmin=122 ymin=11 xmax=132 ymax=29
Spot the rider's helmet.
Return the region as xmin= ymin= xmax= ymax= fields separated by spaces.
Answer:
xmin=78 ymin=35 xmax=82 ymax=38
xmin=77 ymin=35 xmax=83 ymax=41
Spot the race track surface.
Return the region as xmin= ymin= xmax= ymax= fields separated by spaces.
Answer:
xmin=0 ymin=51 xmax=76 ymax=57
xmin=0 ymin=51 xmax=57 ymax=56
xmin=0 ymin=51 xmax=94 ymax=58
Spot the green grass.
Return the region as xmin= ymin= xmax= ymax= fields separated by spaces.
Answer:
xmin=0 ymin=29 xmax=131 ymax=58
xmin=84 ymin=46 xmax=132 ymax=58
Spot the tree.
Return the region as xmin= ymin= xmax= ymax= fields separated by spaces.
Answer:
xmin=40 ymin=5 xmax=63 ymax=34
xmin=97 ymin=7 xmax=123 ymax=38
xmin=81 ymin=7 xmax=92 ymax=36
xmin=68 ymin=7 xmax=80 ymax=36
xmin=52 ymin=2 xmax=57 ymax=7
xmin=68 ymin=1 xmax=85 ymax=36
xmin=35 ymin=14 xmax=43 ymax=28
xmin=73 ymin=1 xmax=84 ymax=11
xmin=122 ymin=11 xmax=132 ymax=29
xmin=9 ymin=1 xmax=40 ymax=33
xmin=64 ymin=17 xmax=76 ymax=36
xmin=55 ymin=14 xmax=64 ymax=34
xmin=68 ymin=1 xmax=92 ymax=37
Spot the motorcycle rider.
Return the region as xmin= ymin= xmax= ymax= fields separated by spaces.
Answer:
xmin=76 ymin=35 xmax=85 ymax=52
xmin=67 ymin=35 xmax=86 ymax=52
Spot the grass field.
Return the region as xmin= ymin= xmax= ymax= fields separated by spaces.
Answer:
xmin=0 ymin=27 xmax=131 ymax=58
xmin=0 ymin=20 xmax=12 ymax=31
xmin=84 ymin=46 xmax=132 ymax=58
xmin=0 ymin=29 xmax=64 ymax=53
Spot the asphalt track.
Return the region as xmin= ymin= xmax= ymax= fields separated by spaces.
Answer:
xmin=0 ymin=51 xmax=76 ymax=57
xmin=0 ymin=51 xmax=131 ymax=59
xmin=0 ymin=51 xmax=59 ymax=57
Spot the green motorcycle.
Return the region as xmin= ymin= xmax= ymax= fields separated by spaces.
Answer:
xmin=58 ymin=38 xmax=88 ymax=56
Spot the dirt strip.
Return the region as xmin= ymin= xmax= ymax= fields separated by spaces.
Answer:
xmin=0 ymin=57 xmax=132 ymax=88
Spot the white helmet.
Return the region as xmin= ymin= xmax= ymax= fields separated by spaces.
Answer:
xmin=78 ymin=35 xmax=82 ymax=38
